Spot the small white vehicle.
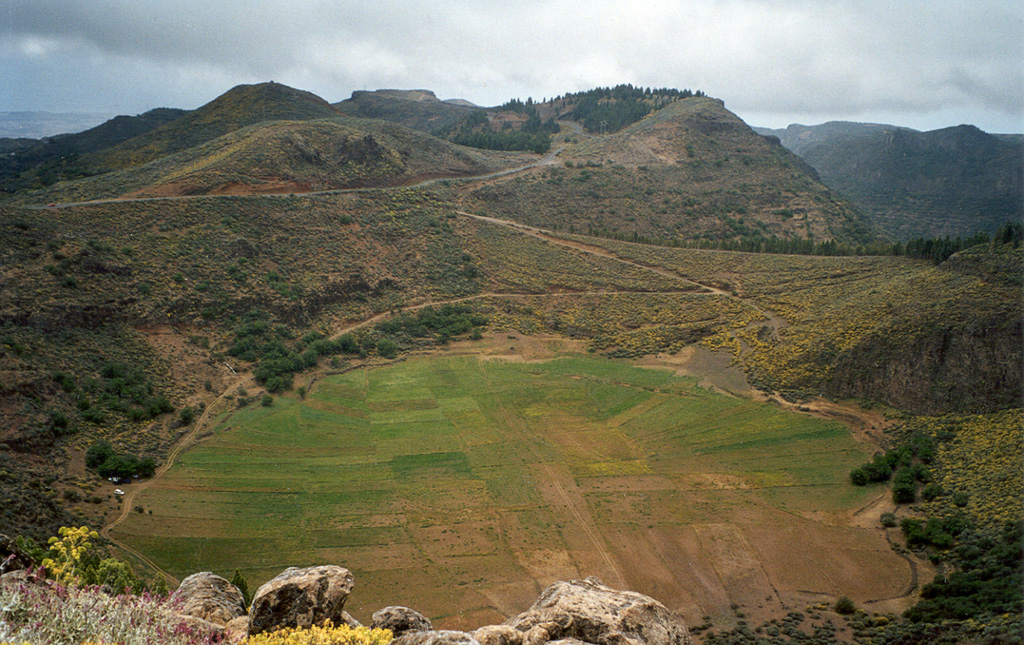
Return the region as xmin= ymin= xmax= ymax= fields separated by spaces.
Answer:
xmin=114 ymin=489 xmax=125 ymax=495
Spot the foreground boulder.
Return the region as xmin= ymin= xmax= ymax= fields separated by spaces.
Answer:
xmin=506 ymin=577 xmax=691 ymax=645
xmin=0 ymin=534 xmax=33 ymax=575
xmin=248 ymin=565 xmax=355 ymax=635
xmin=172 ymin=572 xmax=247 ymax=627
xmin=473 ymin=624 xmax=523 ymax=645
xmin=372 ymin=606 xmax=433 ymax=636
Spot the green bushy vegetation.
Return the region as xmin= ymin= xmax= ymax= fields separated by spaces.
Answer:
xmin=438 ymin=105 xmax=555 ymax=153
xmin=227 ymin=304 xmax=488 ymax=393
xmin=561 ymin=84 xmax=703 ymax=133
xmin=845 ymin=411 xmax=1023 ymax=640
xmin=906 ymin=520 xmax=1022 ymax=623
xmin=848 ymin=433 xmax=935 ymax=505
xmin=372 ymin=303 xmax=487 ymax=346
xmin=228 ymin=314 xmax=363 ymax=392
xmin=85 ymin=440 xmax=157 ymax=480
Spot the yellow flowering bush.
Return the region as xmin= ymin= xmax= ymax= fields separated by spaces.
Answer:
xmin=41 ymin=525 xmax=98 ymax=586
xmin=244 ymin=622 xmax=393 ymax=645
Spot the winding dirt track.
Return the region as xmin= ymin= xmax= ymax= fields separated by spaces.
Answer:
xmin=32 ymin=146 xmax=566 ymax=211
xmin=99 ymin=369 xmax=253 ymax=585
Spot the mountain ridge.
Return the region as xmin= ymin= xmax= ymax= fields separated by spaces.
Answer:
xmin=757 ymin=120 xmax=1024 ymax=239
xmin=466 ymin=96 xmax=874 ymax=244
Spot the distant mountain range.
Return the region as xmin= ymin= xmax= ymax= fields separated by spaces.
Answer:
xmin=0 ymin=111 xmax=116 ymax=139
xmin=757 ymin=122 xmax=1023 ymax=240
xmin=6 ymin=83 xmax=1022 ymax=242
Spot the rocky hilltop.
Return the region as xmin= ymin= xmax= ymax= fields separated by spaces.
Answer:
xmin=335 ymin=88 xmax=481 ymax=133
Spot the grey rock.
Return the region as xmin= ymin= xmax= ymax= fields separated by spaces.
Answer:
xmin=474 ymin=624 xmax=524 ymax=645
xmin=173 ymin=572 xmax=247 ymax=626
xmin=248 ymin=565 xmax=355 ymax=635
xmin=505 ymin=577 xmax=690 ymax=645
xmin=342 ymin=610 xmax=363 ymax=628
xmin=392 ymin=630 xmax=482 ymax=645
xmin=0 ymin=534 xmax=33 ymax=574
xmin=225 ymin=616 xmax=250 ymax=644
xmin=372 ymin=606 xmax=433 ymax=635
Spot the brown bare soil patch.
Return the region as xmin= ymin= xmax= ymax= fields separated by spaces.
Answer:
xmin=206 ymin=180 xmax=312 ymax=195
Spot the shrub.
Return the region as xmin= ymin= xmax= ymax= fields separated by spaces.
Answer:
xmin=906 ymin=521 xmax=1023 ymax=623
xmin=376 ymin=338 xmax=399 ymax=359
xmin=85 ymin=440 xmax=116 ymax=470
xmin=85 ymin=441 xmax=156 ymax=479
xmin=834 ymin=596 xmax=857 ymax=615
xmin=261 ymin=394 xmax=274 ymax=407
xmin=42 ymin=525 xmax=98 ymax=585
xmin=893 ymin=482 xmax=917 ymax=504
xmin=921 ymin=483 xmax=945 ymax=501
xmin=880 ymin=512 xmax=898 ymax=527
xmin=178 ymin=406 xmax=196 ymax=426
xmin=81 ymin=407 xmax=106 ymax=424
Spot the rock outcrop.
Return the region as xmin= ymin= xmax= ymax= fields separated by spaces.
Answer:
xmin=172 ymin=571 xmax=247 ymax=627
xmin=248 ymin=565 xmax=355 ymax=636
xmin=372 ymin=606 xmax=434 ymax=636
xmin=393 ymin=631 xmax=482 ymax=645
xmin=506 ymin=577 xmax=691 ymax=645
xmin=0 ymin=533 xmax=33 ymax=574
xmin=164 ymin=563 xmax=688 ymax=645
xmin=473 ymin=624 xmax=524 ymax=645
xmin=386 ymin=578 xmax=690 ymax=645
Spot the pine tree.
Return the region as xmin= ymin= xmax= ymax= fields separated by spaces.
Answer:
xmin=231 ymin=568 xmax=252 ymax=608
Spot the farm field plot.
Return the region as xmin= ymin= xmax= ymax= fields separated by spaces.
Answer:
xmin=115 ymin=352 xmax=903 ymax=627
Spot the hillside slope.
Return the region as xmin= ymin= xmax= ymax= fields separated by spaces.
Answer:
xmin=465 ymin=97 xmax=874 ymax=243
xmin=28 ymin=117 xmax=531 ymax=200
xmin=759 ymin=121 xmax=1024 ymax=239
xmin=0 ymin=108 xmax=187 ymax=192
xmin=81 ymin=82 xmax=343 ymax=174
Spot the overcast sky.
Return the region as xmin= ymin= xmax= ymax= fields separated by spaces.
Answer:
xmin=2 ymin=0 xmax=1022 ymax=133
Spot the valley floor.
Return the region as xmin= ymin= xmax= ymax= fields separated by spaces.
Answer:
xmin=109 ymin=334 xmax=926 ymax=633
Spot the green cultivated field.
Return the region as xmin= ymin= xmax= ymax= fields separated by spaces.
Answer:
xmin=116 ymin=354 xmax=884 ymax=626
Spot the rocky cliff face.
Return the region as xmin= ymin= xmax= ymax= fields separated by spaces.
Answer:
xmin=759 ymin=121 xmax=1024 ymax=240
xmin=826 ymin=311 xmax=1022 ymax=414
